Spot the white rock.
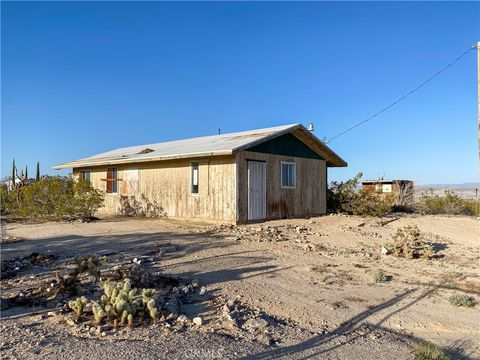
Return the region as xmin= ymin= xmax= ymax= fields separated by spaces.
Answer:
xmin=192 ymin=317 xmax=203 ymax=326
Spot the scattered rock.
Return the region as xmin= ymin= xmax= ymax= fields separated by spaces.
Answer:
xmin=176 ymin=314 xmax=189 ymax=324
xmin=192 ymin=317 xmax=203 ymax=326
xmin=244 ymin=318 xmax=269 ymax=332
xmin=256 ymin=333 xmax=273 ymax=345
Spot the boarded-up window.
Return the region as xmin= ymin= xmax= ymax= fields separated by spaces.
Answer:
xmin=191 ymin=163 xmax=199 ymax=194
xmin=281 ymin=162 xmax=296 ymax=188
xmin=123 ymin=168 xmax=139 ymax=196
xmin=106 ymin=168 xmax=118 ymax=193
xmin=79 ymin=170 xmax=90 ymax=182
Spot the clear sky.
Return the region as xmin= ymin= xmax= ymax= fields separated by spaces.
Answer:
xmin=2 ymin=1 xmax=479 ymax=184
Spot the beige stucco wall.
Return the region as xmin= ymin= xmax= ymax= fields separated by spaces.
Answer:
xmin=73 ymin=155 xmax=236 ymax=222
xmin=235 ymin=151 xmax=327 ymax=223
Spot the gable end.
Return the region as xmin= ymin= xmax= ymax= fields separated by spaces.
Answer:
xmin=245 ymin=133 xmax=324 ymax=160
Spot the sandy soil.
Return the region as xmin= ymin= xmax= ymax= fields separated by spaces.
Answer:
xmin=1 ymin=214 xmax=479 ymax=359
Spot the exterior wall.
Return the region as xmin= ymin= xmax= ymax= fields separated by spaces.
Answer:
xmin=236 ymin=150 xmax=327 ymax=223
xmin=73 ymin=155 xmax=236 ymax=222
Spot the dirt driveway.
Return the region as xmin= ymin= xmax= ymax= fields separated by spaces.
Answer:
xmin=2 ymin=215 xmax=479 ymax=359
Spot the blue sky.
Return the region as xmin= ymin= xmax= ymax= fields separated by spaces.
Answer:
xmin=2 ymin=1 xmax=479 ymax=184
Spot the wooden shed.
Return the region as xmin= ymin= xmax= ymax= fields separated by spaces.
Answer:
xmin=361 ymin=179 xmax=414 ymax=205
xmin=54 ymin=124 xmax=347 ymax=223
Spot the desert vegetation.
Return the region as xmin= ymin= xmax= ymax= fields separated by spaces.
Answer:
xmin=416 ymin=190 xmax=478 ymax=216
xmin=385 ymin=225 xmax=434 ymax=259
xmin=327 ymin=173 xmax=394 ymax=217
xmin=448 ymin=293 xmax=476 ymax=308
xmin=328 ymin=173 xmax=478 ymax=217
xmin=413 ymin=343 xmax=449 ymax=360
xmin=1 ymin=177 xmax=104 ymax=221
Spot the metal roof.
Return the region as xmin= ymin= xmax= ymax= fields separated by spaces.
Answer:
xmin=362 ymin=179 xmax=412 ymax=184
xmin=53 ymin=123 xmax=347 ymax=169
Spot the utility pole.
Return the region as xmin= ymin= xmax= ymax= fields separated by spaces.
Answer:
xmin=477 ymin=41 xmax=480 ymax=214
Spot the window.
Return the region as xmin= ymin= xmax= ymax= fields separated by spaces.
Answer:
xmin=382 ymin=184 xmax=392 ymax=193
xmin=281 ymin=162 xmax=296 ymax=188
xmin=106 ymin=168 xmax=118 ymax=193
xmin=191 ymin=162 xmax=199 ymax=194
xmin=79 ymin=170 xmax=90 ymax=182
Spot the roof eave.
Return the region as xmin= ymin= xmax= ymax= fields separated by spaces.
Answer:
xmin=52 ymin=150 xmax=234 ymax=170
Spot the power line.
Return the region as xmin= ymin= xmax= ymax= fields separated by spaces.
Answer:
xmin=326 ymin=45 xmax=477 ymax=144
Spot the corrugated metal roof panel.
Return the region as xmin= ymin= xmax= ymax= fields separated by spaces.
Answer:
xmin=53 ymin=123 xmax=347 ymax=169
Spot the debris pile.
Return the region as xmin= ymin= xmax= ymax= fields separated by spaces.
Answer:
xmin=340 ymin=225 xmax=382 ymax=239
xmin=208 ymin=295 xmax=294 ymax=345
xmin=1 ymin=252 xmax=57 ymax=280
xmin=208 ymin=224 xmax=327 ymax=244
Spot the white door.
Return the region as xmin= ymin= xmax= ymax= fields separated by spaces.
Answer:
xmin=248 ymin=161 xmax=266 ymax=221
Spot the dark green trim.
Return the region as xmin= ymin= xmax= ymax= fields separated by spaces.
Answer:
xmin=246 ymin=133 xmax=324 ymax=160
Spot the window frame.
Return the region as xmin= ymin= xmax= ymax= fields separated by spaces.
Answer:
xmin=191 ymin=162 xmax=199 ymax=195
xmin=106 ymin=168 xmax=118 ymax=194
xmin=280 ymin=161 xmax=296 ymax=189
xmin=78 ymin=169 xmax=91 ymax=182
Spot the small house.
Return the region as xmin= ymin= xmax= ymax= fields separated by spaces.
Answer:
xmin=361 ymin=179 xmax=414 ymax=204
xmin=54 ymin=124 xmax=347 ymax=223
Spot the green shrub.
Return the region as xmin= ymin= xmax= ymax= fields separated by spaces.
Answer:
xmin=449 ymin=293 xmax=476 ymax=307
xmin=373 ymin=269 xmax=387 ymax=283
xmin=0 ymin=184 xmax=12 ymax=214
xmin=417 ymin=190 xmax=477 ymax=216
xmin=449 ymin=271 xmax=462 ymax=278
xmin=4 ymin=177 xmax=103 ymax=220
xmin=413 ymin=343 xmax=449 ymax=360
xmin=328 ymin=173 xmax=394 ymax=217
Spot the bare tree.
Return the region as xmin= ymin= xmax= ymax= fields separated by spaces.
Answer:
xmin=394 ymin=180 xmax=414 ymax=206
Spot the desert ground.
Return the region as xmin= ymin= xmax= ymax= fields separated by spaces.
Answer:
xmin=1 ymin=214 xmax=479 ymax=359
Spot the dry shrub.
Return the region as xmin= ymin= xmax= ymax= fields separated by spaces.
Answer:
xmin=413 ymin=343 xmax=449 ymax=360
xmin=373 ymin=269 xmax=387 ymax=283
xmin=448 ymin=293 xmax=476 ymax=308
xmin=386 ymin=225 xmax=434 ymax=259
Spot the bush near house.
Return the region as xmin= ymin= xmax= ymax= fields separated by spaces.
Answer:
xmin=0 ymin=184 xmax=10 ymax=214
xmin=327 ymin=173 xmax=395 ymax=217
xmin=3 ymin=177 xmax=104 ymax=220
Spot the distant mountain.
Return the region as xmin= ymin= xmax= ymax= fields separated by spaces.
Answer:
xmin=417 ymin=183 xmax=478 ymax=190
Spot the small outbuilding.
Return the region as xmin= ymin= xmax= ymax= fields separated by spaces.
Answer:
xmin=54 ymin=124 xmax=347 ymax=223
xmin=361 ymin=179 xmax=414 ymax=204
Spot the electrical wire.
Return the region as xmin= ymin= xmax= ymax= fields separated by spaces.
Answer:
xmin=326 ymin=44 xmax=477 ymax=144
